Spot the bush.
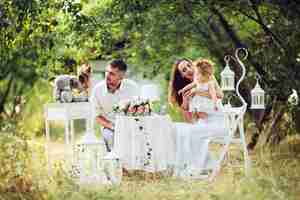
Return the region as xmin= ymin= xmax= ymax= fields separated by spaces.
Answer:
xmin=0 ymin=134 xmax=48 ymax=200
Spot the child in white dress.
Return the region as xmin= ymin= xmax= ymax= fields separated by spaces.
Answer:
xmin=178 ymin=59 xmax=219 ymax=122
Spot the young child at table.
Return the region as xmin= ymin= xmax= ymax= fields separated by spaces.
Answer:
xmin=178 ymin=59 xmax=219 ymax=122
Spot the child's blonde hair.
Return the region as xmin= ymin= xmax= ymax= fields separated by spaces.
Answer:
xmin=193 ymin=59 xmax=214 ymax=80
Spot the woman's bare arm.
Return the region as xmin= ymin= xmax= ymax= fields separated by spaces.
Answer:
xmin=178 ymin=82 xmax=196 ymax=95
xmin=181 ymin=90 xmax=191 ymax=111
xmin=194 ymin=90 xmax=210 ymax=98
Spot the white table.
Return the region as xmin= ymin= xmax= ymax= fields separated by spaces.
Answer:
xmin=44 ymin=102 xmax=93 ymax=144
xmin=114 ymin=114 xmax=175 ymax=172
xmin=44 ymin=102 xmax=93 ymax=172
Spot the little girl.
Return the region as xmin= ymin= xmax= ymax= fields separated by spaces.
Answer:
xmin=178 ymin=59 xmax=219 ymax=122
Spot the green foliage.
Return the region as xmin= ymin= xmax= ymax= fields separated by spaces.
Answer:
xmin=21 ymin=79 xmax=52 ymax=138
xmin=0 ymin=0 xmax=96 ymax=124
xmin=0 ymin=135 xmax=48 ymax=199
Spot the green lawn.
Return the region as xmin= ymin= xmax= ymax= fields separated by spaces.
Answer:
xmin=37 ymin=135 xmax=300 ymax=200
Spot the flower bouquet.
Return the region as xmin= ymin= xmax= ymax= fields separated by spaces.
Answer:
xmin=112 ymin=97 xmax=152 ymax=116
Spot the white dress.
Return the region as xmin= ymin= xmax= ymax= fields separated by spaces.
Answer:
xmin=189 ymin=81 xmax=216 ymax=113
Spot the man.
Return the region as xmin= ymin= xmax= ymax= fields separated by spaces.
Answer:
xmin=91 ymin=59 xmax=139 ymax=152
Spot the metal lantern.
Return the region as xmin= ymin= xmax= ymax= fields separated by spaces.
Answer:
xmin=74 ymin=130 xmax=106 ymax=184
xmin=221 ymin=57 xmax=235 ymax=91
xmin=102 ymin=151 xmax=122 ymax=185
xmin=251 ymin=80 xmax=265 ymax=109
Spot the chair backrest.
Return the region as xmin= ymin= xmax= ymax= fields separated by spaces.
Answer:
xmin=222 ymin=105 xmax=247 ymax=139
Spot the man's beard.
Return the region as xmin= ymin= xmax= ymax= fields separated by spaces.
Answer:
xmin=107 ymin=81 xmax=121 ymax=93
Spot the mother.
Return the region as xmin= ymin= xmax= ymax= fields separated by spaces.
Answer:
xmin=168 ymin=58 xmax=223 ymax=122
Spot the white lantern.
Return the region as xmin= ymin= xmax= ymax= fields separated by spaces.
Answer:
xmin=74 ymin=130 xmax=106 ymax=184
xmin=102 ymin=151 xmax=122 ymax=185
xmin=221 ymin=62 xmax=235 ymax=91
xmin=250 ymin=80 xmax=265 ymax=109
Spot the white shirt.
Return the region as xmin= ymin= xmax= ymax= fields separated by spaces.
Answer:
xmin=90 ymin=79 xmax=139 ymax=122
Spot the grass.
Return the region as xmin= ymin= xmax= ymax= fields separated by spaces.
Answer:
xmin=1 ymin=134 xmax=299 ymax=200
xmin=45 ymin=155 xmax=299 ymax=200
xmin=30 ymin=135 xmax=300 ymax=200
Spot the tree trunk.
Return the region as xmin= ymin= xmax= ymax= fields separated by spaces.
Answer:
xmin=295 ymin=105 xmax=300 ymax=133
xmin=266 ymin=105 xmax=286 ymax=145
xmin=247 ymin=109 xmax=265 ymax=150
xmin=0 ymin=74 xmax=14 ymax=114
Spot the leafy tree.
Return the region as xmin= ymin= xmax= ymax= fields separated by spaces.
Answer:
xmin=2 ymin=0 xmax=299 ymax=146
xmin=78 ymin=0 xmax=300 ymax=147
xmin=0 ymin=0 xmax=93 ymax=129
xmin=0 ymin=0 xmax=55 ymax=121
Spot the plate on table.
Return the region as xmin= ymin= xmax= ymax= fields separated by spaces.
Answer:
xmin=72 ymin=96 xmax=88 ymax=102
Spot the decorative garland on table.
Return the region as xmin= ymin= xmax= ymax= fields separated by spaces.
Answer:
xmin=134 ymin=117 xmax=153 ymax=170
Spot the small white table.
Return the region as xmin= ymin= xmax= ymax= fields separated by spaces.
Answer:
xmin=44 ymin=102 xmax=93 ymax=144
xmin=114 ymin=114 xmax=175 ymax=172
xmin=44 ymin=102 xmax=93 ymax=172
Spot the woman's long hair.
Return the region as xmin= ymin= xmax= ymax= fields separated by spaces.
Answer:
xmin=168 ymin=58 xmax=193 ymax=106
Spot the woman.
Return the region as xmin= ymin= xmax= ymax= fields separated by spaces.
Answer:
xmin=169 ymin=59 xmax=224 ymax=177
xmin=168 ymin=58 xmax=223 ymax=122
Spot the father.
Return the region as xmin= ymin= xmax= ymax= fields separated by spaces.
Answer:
xmin=91 ymin=59 xmax=139 ymax=152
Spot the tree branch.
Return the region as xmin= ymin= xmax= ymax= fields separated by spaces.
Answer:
xmin=209 ymin=5 xmax=270 ymax=85
xmin=248 ymin=0 xmax=286 ymax=50
xmin=182 ymin=1 xmax=224 ymax=63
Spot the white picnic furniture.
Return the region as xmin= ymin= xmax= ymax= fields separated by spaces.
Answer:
xmin=173 ymin=104 xmax=249 ymax=181
xmin=43 ymin=103 xmax=250 ymax=181
xmin=43 ymin=48 xmax=265 ymax=182
xmin=44 ymin=102 xmax=93 ymax=172
xmin=113 ymin=114 xmax=175 ymax=172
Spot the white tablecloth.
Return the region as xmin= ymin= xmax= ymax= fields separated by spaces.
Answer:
xmin=114 ymin=110 xmax=236 ymax=176
xmin=114 ymin=114 xmax=175 ymax=172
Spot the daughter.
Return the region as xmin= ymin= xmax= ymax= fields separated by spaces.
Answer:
xmin=178 ymin=59 xmax=219 ymax=122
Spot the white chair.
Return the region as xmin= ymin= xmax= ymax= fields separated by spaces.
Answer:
xmin=207 ymin=47 xmax=253 ymax=181
xmin=174 ymin=104 xmax=250 ymax=181
xmin=207 ymin=104 xmax=250 ymax=181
